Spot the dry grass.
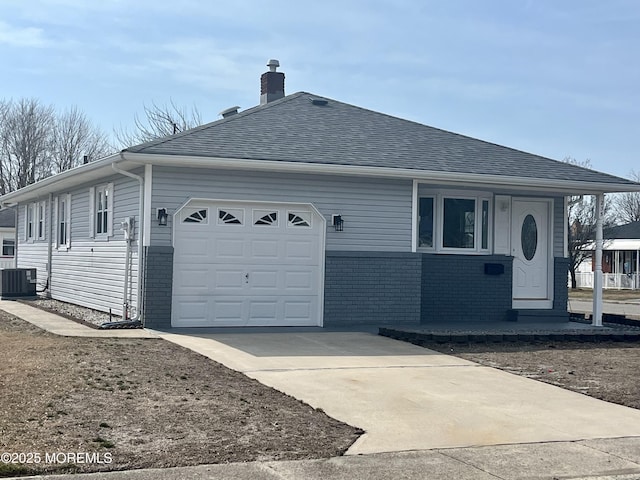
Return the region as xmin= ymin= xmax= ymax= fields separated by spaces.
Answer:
xmin=569 ymin=288 xmax=640 ymax=301
xmin=0 ymin=313 xmax=361 ymax=477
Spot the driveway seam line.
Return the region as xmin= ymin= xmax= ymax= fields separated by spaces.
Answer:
xmin=242 ymin=364 xmax=483 ymax=373
xmin=575 ymin=437 xmax=640 ymax=468
xmin=435 ymin=450 xmax=507 ymax=480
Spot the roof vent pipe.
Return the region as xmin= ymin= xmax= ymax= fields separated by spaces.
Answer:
xmin=260 ymin=59 xmax=285 ymax=105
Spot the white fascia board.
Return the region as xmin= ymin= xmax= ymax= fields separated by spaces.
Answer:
xmin=0 ymin=153 xmax=142 ymax=205
xmin=3 ymin=151 xmax=640 ymax=205
xmin=124 ymin=152 xmax=640 ymax=195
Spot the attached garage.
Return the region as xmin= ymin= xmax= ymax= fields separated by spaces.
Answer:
xmin=171 ymin=200 xmax=325 ymax=327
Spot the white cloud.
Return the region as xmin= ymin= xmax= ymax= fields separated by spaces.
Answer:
xmin=0 ymin=20 xmax=47 ymax=47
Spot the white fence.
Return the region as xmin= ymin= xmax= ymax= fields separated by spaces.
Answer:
xmin=573 ymin=272 xmax=640 ymax=290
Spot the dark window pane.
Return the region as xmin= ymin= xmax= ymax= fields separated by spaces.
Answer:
xmin=482 ymin=200 xmax=489 ymax=250
xmin=521 ymin=214 xmax=538 ymax=261
xmin=419 ymin=198 xmax=434 ymax=247
xmin=443 ymin=198 xmax=475 ymax=249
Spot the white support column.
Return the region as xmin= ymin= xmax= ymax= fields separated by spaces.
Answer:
xmin=636 ymin=249 xmax=639 ymax=289
xmin=592 ymin=193 xmax=604 ymax=326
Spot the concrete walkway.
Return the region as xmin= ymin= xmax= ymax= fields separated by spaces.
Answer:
xmin=157 ymin=330 xmax=640 ymax=456
xmin=9 ymin=438 xmax=640 ymax=480
xmin=0 ymin=300 xmax=157 ymax=338
xmin=5 ymin=303 xmax=640 ymax=479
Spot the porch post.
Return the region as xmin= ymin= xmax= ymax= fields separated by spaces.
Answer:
xmin=636 ymin=249 xmax=639 ymax=289
xmin=592 ymin=193 xmax=604 ymax=326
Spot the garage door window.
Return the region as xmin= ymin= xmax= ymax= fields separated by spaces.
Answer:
xmin=254 ymin=211 xmax=278 ymax=226
xmin=184 ymin=209 xmax=208 ymax=224
xmin=218 ymin=209 xmax=243 ymax=225
xmin=288 ymin=212 xmax=311 ymax=227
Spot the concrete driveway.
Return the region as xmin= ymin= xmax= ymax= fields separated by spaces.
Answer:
xmin=157 ymin=330 xmax=640 ymax=455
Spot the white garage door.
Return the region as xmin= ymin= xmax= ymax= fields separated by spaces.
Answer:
xmin=172 ymin=200 xmax=325 ymax=327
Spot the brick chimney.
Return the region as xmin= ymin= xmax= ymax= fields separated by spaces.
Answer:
xmin=260 ymin=59 xmax=285 ymax=105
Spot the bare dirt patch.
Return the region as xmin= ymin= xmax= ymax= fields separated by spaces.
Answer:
xmin=427 ymin=340 xmax=640 ymax=410
xmin=0 ymin=313 xmax=362 ymax=477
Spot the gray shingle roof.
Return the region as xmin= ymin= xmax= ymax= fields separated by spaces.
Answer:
xmin=604 ymin=221 xmax=640 ymax=239
xmin=0 ymin=208 xmax=16 ymax=228
xmin=126 ymin=92 xmax=635 ymax=186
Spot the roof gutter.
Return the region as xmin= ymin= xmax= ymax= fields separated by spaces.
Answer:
xmin=121 ymin=152 xmax=640 ymax=195
xmin=0 ymin=152 xmax=140 ymax=205
xmin=2 ymin=150 xmax=639 ymax=207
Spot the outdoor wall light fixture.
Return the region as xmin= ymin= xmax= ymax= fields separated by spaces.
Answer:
xmin=157 ymin=208 xmax=169 ymax=226
xmin=332 ymin=214 xmax=344 ymax=232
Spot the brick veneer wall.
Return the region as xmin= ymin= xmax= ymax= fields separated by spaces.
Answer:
xmin=421 ymin=255 xmax=513 ymax=323
xmin=324 ymin=251 xmax=422 ymax=326
xmin=553 ymin=257 xmax=570 ymax=312
xmin=141 ymin=246 xmax=173 ymax=329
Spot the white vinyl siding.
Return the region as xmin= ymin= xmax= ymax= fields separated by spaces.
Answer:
xmin=50 ymin=240 xmax=137 ymax=316
xmin=17 ymin=174 xmax=141 ymax=317
xmin=16 ymin=241 xmax=48 ymax=288
xmin=151 ymin=167 xmax=413 ymax=252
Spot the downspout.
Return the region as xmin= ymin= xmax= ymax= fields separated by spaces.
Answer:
xmin=112 ymin=157 xmax=144 ymax=323
xmin=592 ymin=193 xmax=604 ymax=326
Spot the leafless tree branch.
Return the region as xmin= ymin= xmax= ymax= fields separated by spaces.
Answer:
xmin=114 ymin=99 xmax=202 ymax=148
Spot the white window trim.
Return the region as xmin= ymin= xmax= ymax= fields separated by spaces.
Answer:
xmin=37 ymin=201 xmax=46 ymax=240
xmin=55 ymin=193 xmax=71 ymax=249
xmin=2 ymin=238 xmax=15 ymax=257
xmin=24 ymin=203 xmax=35 ymax=242
xmin=90 ymin=183 xmax=114 ymax=239
xmin=417 ymin=189 xmax=493 ymax=255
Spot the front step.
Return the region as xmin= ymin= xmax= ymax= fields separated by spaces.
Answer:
xmin=507 ymin=309 xmax=569 ymax=323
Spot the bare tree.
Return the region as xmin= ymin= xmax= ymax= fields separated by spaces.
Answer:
xmin=613 ymin=170 xmax=640 ymax=224
xmin=50 ymin=106 xmax=112 ymax=173
xmin=565 ymin=157 xmax=616 ymax=289
xmin=114 ymin=100 xmax=202 ymax=148
xmin=0 ymin=98 xmax=54 ymax=194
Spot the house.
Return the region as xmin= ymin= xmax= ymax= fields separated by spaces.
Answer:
xmin=575 ymin=221 xmax=640 ymax=289
xmin=0 ymin=208 xmax=16 ymax=269
xmin=1 ymin=61 xmax=639 ymax=329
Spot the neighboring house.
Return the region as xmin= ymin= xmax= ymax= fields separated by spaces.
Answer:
xmin=575 ymin=221 xmax=640 ymax=289
xmin=0 ymin=208 xmax=16 ymax=269
xmin=1 ymin=62 xmax=639 ymax=328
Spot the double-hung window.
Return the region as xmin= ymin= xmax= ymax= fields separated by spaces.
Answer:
xmin=25 ymin=201 xmax=46 ymax=241
xmin=2 ymin=239 xmax=15 ymax=256
xmin=37 ymin=201 xmax=45 ymax=240
xmin=26 ymin=204 xmax=35 ymax=240
xmin=90 ymin=183 xmax=113 ymax=238
xmin=56 ymin=194 xmax=71 ymax=248
xmin=418 ymin=190 xmax=492 ymax=254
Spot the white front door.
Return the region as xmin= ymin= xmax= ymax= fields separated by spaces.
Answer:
xmin=511 ymin=199 xmax=552 ymax=308
xmin=172 ymin=200 xmax=325 ymax=327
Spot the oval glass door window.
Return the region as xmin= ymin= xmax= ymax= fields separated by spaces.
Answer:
xmin=521 ymin=214 xmax=538 ymax=261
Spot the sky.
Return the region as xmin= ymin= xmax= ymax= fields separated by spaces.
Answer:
xmin=1 ymin=0 xmax=639 ymax=179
